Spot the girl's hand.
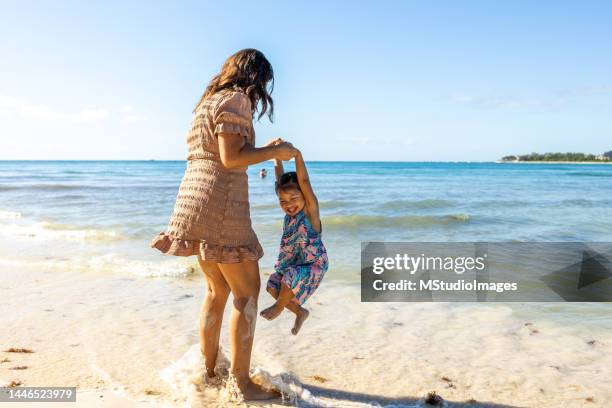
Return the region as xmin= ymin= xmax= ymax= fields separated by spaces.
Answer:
xmin=264 ymin=138 xmax=283 ymax=147
xmin=275 ymin=142 xmax=298 ymax=161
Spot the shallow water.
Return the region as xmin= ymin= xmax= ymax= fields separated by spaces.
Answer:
xmin=2 ymin=161 xmax=611 ymax=312
xmin=2 ymin=160 xmax=612 ymax=275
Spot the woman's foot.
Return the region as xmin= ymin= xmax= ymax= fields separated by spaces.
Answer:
xmin=291 ymin=308 xmax=309 ymax=335
xmin=239 ymin=379 xmax=281 ymax=400
xmin=260 ymin=303 xmax=283 ymax=320
xmin=201 ymin=346 xmax=217 ymax=379
xmin=206 ymin=367 xmax=216 ymax=379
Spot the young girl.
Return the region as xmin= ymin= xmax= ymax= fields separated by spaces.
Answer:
xmin=260 ymin=148 xmax=328 ymax=335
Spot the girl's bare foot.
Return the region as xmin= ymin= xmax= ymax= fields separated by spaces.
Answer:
xmin=260 ymin=303 xmax=283 ymax=320
xmin=291 ymin=308 xmax=309 ymax=335
xmin=239 ymin=379 xmax=281 ymax=400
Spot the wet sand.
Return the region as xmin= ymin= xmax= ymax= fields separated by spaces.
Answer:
xmin=2 ymin=259 xmax=612 ymax=407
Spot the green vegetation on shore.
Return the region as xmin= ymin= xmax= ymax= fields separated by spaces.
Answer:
xmin=501 ymin=151 xmax=612 ymax=162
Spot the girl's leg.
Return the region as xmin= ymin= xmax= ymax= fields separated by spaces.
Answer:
xmin=266 ymin=286 xmax=300 ymax=314
xmin=260 ymin=282 xmax=294 ymax=320
xmin=197 ymin=256 xmax=230 ymax=378
xmin=265 ymin=287 xmax=309 ymax=335
xmin=217 ymin=260 xmax=279 ymax=400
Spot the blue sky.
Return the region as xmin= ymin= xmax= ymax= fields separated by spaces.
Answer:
xmin=1 ymin=1 xmax=610 ymax=161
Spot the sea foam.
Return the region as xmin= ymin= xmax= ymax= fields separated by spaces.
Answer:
xmin=0 ymin=221 xmax=123 ymax=242
xmin=321 ymin=214 xmax=470 ymax=230
xmin=0 ymin=254 xmax=196 ymax=279
xmin=0 ymin=210 xmax=22 ymax=219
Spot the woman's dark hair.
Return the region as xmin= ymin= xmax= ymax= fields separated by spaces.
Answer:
xmin=275 ymin=172 xmax=300 ymax=194
xmin=194 ymin=48 xmax=274 ymax=121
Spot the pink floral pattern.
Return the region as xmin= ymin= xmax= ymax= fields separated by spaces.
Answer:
xmin=266 ymin=210 xmax=328 ymax=305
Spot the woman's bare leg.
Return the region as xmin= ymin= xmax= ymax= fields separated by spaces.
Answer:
xmin=217 ymin=261 xmax=279 ymax=400
xmin=197 ymin=256 xmax=230 ymax=378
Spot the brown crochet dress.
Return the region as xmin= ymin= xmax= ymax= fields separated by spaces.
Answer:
xmin=150 ymin=89 xmax=264 ymax=263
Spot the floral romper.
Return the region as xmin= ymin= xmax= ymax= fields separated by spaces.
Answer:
xmin=266 ymin=209 xmax=328 ymax=305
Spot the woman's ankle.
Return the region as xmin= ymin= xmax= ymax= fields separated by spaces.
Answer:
xmin=202 ymin=349 xmax=218 ymax=377
xmin=231 ymin=372 xmax=252 ymax=388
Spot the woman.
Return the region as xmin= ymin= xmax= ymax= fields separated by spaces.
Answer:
xmin=151 ymin=49 xmax=296 ymax=400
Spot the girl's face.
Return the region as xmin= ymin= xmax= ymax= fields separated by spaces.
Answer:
xmin=278 ymin=188 xmax=305 ymax=216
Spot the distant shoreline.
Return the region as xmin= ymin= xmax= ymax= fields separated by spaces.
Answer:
xmin=1 ymin=159 xmax=612 ymax=164
xmin=496 ymin=160 xmax=612 ymax=165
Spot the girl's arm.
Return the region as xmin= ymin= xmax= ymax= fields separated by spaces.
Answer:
xmin=294 ymin=150 xmax=321 ymax=232
xmin=271 ymin=138 xmax=285 ymax=182
xmin=218 ymin=134 xmax=296 ymax=169
xmin=274 ymin=158 xmax=284 ymax=182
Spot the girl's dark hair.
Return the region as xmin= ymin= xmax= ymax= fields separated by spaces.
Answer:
xmin=194 ymin=48 xmax=274 ymax=121
xmin=275 ymin=172 xmax=300 ymax=193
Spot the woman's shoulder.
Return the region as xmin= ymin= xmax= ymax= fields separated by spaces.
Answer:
xmin=214 ymin=89 xmax=251 ymax=114
xmin=195 ymin=89 xmax=250 ymax=115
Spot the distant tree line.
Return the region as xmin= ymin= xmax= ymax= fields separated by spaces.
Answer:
xmin=501 ymin=151 xmax=612 ymax=162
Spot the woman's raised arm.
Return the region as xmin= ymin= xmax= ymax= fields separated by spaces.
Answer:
xmin=218 ymin=134 xmax=296 ymax=169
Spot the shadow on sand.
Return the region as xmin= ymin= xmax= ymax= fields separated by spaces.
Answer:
xmin=249 ymin=382 xmax=524 ymax=408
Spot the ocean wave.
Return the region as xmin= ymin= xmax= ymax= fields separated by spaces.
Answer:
xmin=0 ymin=254 xmax=196 ymax=278
xmin=474 ymin=198 xmax=612 ymax=209
xmin=252 ymin=202 xmax=281 ymax=210
xmin=0 ymin=183 xmax=102 ymax=191
xmin=379 ymin=199 xmax=455 ymax=210
xmin=322 ymin=213 xmax=470 ymax=230
xmin=565 ymin=171 xmax=612 ymax=178
xmin=53 ymin=194 xmax=89 ymax=200
xmin=0 ymin=221 xmax=125 ymax=242
xmin=471 ymin=199 xmax=533 ymax=209
xmin=559 ymin=198 xmax=612 ymax=207
xmin=0 ymin=210 xmax=21 ymax=219
xmin=319 ymin=200 xmax=348 ymax=209
xmin=252 ymin=200 xmax=348 ymax=211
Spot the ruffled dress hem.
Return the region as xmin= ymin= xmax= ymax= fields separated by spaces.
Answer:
xmin=150 ymin=232 xmax=264 ymax=263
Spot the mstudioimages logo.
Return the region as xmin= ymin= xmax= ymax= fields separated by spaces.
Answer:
xmin=372 ymin=278 xmax=517 ymax=293
xmin=361 ymin=242 xmax=612 ymax=302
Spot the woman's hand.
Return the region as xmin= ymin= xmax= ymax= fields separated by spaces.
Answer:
xmin=274 ymin=141 xmax=298 ymax=161
xmin=267 ymin=138 xmax=290 ymax=164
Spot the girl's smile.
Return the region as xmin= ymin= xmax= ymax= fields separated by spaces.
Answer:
xmin=278 ymin=189 xmax=305 ymax=216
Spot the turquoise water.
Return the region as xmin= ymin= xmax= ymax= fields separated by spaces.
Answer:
xmin=1 ymin=160 xmax=612 ymax=280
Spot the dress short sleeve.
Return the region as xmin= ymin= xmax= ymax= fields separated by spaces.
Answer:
xmin=213 ymin=91 xmax=252 ymax=138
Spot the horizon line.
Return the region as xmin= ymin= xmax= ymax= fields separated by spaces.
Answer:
xmin=0 ymin=159 xmax=502 ymax=163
